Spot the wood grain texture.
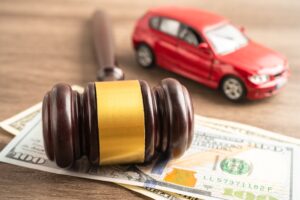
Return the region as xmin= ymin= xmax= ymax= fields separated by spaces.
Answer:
xmin=0 ymin=0 xmax=299 ymax=199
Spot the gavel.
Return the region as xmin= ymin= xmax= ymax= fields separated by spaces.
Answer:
xmin=42 ymin=10 xmax=194 ymax=168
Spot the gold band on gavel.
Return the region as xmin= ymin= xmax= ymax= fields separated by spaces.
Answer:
xmin=95 ymin=81 xmax=145 ymax=165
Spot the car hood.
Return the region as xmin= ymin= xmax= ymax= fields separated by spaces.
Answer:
xmin=218 ymin=41 xmax=285 ymax=74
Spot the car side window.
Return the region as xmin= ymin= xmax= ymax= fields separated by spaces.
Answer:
xmin=179 ymin=26 xmax=202 ymax=46
xmin=159 ymin=18 xmax=181 ymax=37
xmin=149 ymin=17 xmax=161 ymax=30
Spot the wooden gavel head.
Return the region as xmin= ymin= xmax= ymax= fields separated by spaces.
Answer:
xmin=42 ymin=78 xmax=194 ymax=168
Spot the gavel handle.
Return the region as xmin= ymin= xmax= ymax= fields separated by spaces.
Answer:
xmin=92 ymin=10 xmax=124 ymax=81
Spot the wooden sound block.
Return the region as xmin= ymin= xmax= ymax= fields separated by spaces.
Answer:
xmin=42 ymin=78 xmax=194 ymax=168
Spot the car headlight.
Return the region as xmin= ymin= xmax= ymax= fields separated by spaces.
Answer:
xmin=248 ymin=74 xmax=270 ymax=84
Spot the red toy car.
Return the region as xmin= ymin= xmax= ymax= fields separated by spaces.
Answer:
xmin=132 ymin=7 xmax=289 ymax=101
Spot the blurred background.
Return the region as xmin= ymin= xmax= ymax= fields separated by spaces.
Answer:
xmin=0 ymin=0 xmax=299 ymax=138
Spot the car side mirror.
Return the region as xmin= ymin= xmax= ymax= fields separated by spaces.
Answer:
xmin=198 ymin=43 xmax=211 ymax=55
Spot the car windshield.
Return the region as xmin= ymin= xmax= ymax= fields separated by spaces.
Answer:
xmin=205 ymin=24 xmax=248 ymax=55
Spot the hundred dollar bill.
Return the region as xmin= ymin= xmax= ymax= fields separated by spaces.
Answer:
xmin=1 ymin=97 xmax=300 ymax=200
xmin=1 ymin=114 xmax=299 ymax=199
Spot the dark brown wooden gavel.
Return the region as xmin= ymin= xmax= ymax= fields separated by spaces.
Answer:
xmin=42 ymin=10 xmax=194 ymax=168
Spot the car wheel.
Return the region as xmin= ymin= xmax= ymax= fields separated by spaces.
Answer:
xmin=221 ymin=76 xmax=246 ymax=102
xmin=136 ymin=44 xmax=155 ymax=68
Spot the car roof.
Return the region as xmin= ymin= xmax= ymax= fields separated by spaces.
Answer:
xmin=148 ymin=6 xmax=227 ymax=31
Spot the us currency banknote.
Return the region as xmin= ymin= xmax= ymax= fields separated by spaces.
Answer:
xmin=1 ymin=113 xmax=299 ymax=200
xmin=2 ymin=103 xmax=299 ymax=200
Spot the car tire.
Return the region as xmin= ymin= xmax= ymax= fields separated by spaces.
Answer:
xmin=221 ymin=76 xmax=246 ymax=102
xmin=136 ymin=44 xmax=155 ymax=68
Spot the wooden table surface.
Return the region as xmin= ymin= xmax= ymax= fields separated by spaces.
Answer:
xmin=0 ymin=0 xmax=299 ymax=199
